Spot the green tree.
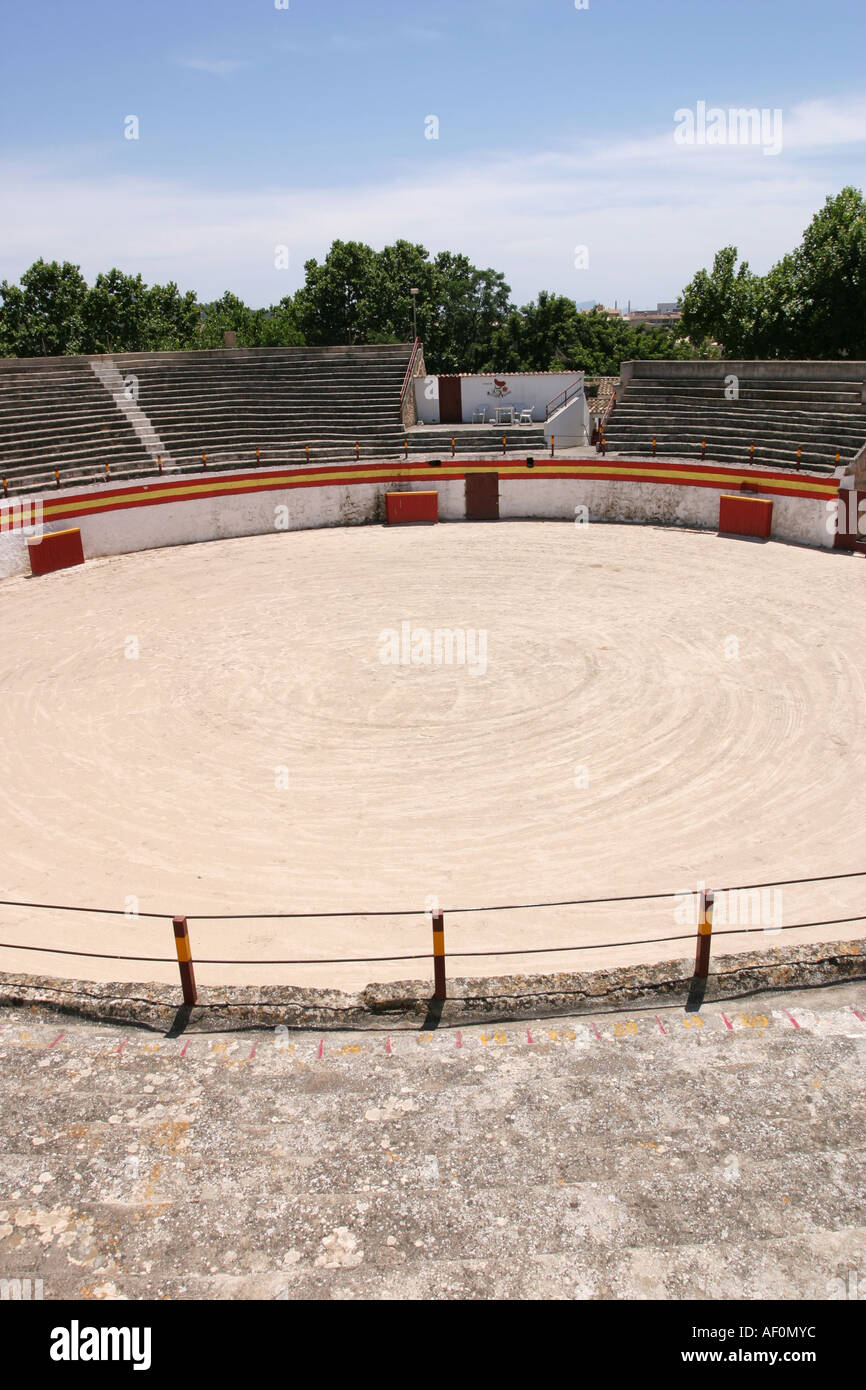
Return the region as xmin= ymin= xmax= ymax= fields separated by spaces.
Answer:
xmin=488 ymin=291 xmax=582 ymax=371
xmin=80 ymin=269 xmax=149 ymax=353
xmin=423 ymin=252 xmax=511 ymax=372
xmin=293 ymin=240 xmax=378 ymax=344
xmin=679 ymin=187 xmax=866 ymax=358
xmin=679 ymin=247 xmax=760 ymax=356
xmin=143 ymin=280 xmax=200 ymax=351
xmin=0 ymin=258 xmax=88 ymax=356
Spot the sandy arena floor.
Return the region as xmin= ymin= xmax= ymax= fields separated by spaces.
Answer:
xmin=0 ymin=520 xmax=864 ymax=990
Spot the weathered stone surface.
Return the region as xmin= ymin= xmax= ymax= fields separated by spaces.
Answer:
xmin=0 ymin=980 xmax=863 ymax=1300
xmin=1 ymin=937 xmax=861 ymax=1033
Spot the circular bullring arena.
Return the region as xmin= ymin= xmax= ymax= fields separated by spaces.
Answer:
xmin=0 ymin=517 xmax=864 ymax=992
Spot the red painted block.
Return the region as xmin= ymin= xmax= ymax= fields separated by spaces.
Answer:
xmin=385 ymin=490 xmax=438 ymax=524
xmin=28 ymin=527 xmax=85 ymax=576
xmin=719 ymin=493 xmax=773 ymax=539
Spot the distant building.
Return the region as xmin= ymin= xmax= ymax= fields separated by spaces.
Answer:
xmin=625 ymin=302 xmax=682 ymax=327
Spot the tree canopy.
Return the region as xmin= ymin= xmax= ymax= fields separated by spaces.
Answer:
xmin=7 ymin=192 xmax=863 ymax=372
xmin=680 ymin=187 xmax=866 ymax=358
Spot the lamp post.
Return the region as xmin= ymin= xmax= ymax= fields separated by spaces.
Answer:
xmin=410 ymin=287 xmax=419 ymax=342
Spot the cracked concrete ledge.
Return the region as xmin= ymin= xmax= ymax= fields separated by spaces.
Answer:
xmin=0 ymin=937 xmax=863 ymax=1032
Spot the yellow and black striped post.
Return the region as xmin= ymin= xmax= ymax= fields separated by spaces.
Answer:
xmin=172 ymin=915 xmax=198 ymax=1006
xmin=451 ymin=436 xmax=455 ymax=458
xmin=694 ymin=890 xmax=714 ymax=979
xmin=355 ymin=441 xmax=360 ymax=460
xmin=501 ymin=434 xmax=507 ymax=456
xmin=157 ymin=455 xmax=163 ymax=474
xmin=432 ymin=911 xmax=446 ymax=1001
xmin=404 ymin=439 xmax=408 ymax=459
xmin=202 ymin=452 xmax=207 ymax=469
xmin=550 ymin=435 xmax=555 ymax=458
xmin=256 ymin=447 xmax=261 ymax=465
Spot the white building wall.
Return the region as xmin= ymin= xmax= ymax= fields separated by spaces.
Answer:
xmin=415 ymin=373 xmax=582 ymax=425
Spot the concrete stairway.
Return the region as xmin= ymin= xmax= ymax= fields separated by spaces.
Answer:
xmin=602 ymin=370 xmax=866 ymax=473
xmin=0 ymin=359 xmax=154 ymax=493
xmin=89 ymin=359 xmax=175 ymax=469
xmin=0 ymin=344 xmax=415 ymax=495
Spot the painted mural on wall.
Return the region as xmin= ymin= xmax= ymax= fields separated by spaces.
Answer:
xmin=486 ymin=378 xmax=510 ymax=398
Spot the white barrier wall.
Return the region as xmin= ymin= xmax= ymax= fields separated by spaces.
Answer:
xmin=0 ymin=459 xmax=838 ymax=582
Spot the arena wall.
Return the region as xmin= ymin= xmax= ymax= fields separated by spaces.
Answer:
xmin=0 ymin=457 xmax=841 ymax=580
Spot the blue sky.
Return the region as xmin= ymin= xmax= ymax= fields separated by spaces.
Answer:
xmin=2 ymin=0 xmax=865 ymax=309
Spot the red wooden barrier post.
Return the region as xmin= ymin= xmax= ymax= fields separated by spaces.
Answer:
xmin=172 ymin=915 xmax=198 ymax=1005
xmin=694 ymin=890 xmax=714 ymax=979
xmin=432 ymin=911 xmax=446 ymax=1001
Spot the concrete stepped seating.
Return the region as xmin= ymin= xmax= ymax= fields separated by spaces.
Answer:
xmin=407 ymin=425 xmax=547 ymax=455
xmin=602 ymin=365 xmax=866 ymax=473
xmin=116 ymin=345 xmax=413 ymax=467
xmin=0 ymin=360 xmax=153 ymax=484
xmin=0 ymin=345 xmax=416 ymax=494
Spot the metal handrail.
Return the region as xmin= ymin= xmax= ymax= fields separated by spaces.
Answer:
xmin=400 ymin=337 xmax=422 ymax=408
xmin=545 ymin=375 xmax=584 ymax=420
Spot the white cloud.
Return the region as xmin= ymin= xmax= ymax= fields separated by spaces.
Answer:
xmin=1 ymin=92 xmax=863 ymax=308
xmin=177 ymin=58 xmax=250 ymax=76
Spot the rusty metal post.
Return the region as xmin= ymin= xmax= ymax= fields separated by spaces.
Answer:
xmin=694 ymin=890 xmax=714 ymax=979
xmin=432 ymin=911 xmax=446 ymax=1001
xmin=172 ymin=915 xmax=198 ymax=1006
